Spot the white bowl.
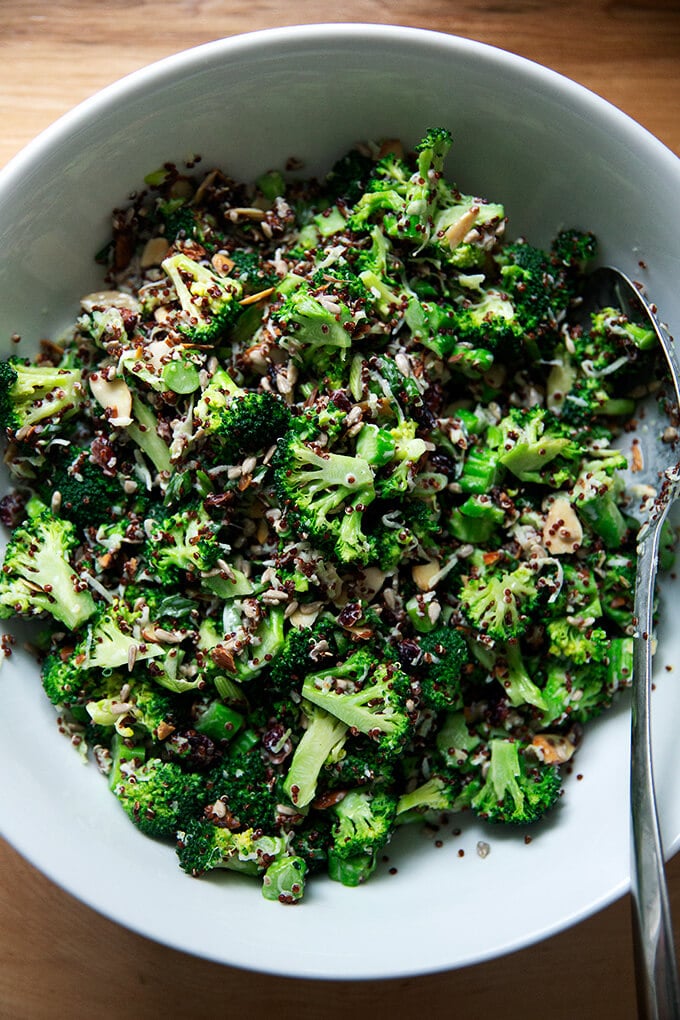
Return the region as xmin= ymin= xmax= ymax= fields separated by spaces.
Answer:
xmin=1 ymin=24 xmax=679 ymax=980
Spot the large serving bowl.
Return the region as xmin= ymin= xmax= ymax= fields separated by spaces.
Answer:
xmin=1 ymin=24 xmax=679 ymax=980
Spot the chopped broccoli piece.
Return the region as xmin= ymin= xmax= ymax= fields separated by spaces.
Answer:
xmin=0 ymin=358 xmax=84 ymax=441
xmin=206 ymin=746 xmax=280 ymax=831
xmin=161 ymin=251 xmax=243 ymax=342
xmin=0 ymin=502 xmax=96 ymax=629
xmin=273 ymin=416 xmax=376 ymax=564
xmin=110 ymin=744 xmax=206 ymax=839
xmin=39 ymin=449 xmax=124 ymax=528
xmin=176 ymin=817 xmax=289 ymax=877
xmin=497 ymin=406 xmax=582 ymax=484
xmin=417 ymin=626 xmax=469 ymax=711
xmin=459 ymin=563 xmax=539 ymax=641
xmin=330 ymin=788 xmax=397 ymax=859
xmin=193 ymin=365 xmax=291 ymax=458
xmin=470 ymin=738 xmax=562 ymax=824
xmin=282 ymin=702 xmax=349 ymax=808
xmin=144 ymin=503 xmax=224 ymax=583
xmin=301 ymin=651 xmax=414 ymax=756
xmin=262 ymin=854 xmax=308 ymax=903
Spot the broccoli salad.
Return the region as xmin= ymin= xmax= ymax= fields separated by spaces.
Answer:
xmin=0 ymin=128 xmax=672 ymax=903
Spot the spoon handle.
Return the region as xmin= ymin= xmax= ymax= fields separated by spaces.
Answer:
xmin=631 ymin=501 xmax=680 ymax=1020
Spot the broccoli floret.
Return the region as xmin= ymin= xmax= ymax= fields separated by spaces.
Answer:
xmin=193 ymin=365 xmax=291 ymax=458
xmin=496 ymin=406 xmax=582 ymax=484
xmin=469 ymin=738 xmax=562 ymax=824
xmin=0 ymin=357 xmax=85 ymax=441
xmin=267 ymin=618 xmax=339 ymax=693
xmin=161 ymin=251 xmax=243 ymax=342
xmin=330 ymin=788 xmax=398 ymax=859
xmin=327 ymin=788 xmax=398 ymax=887
xmin=262 ymin=854 xmax=308 ymax=903
xmin=351 ymin=128 xmax=453 ymax=248
xmin=41 ymin=649 xmax=97 ymax=707
xmin=0 ymin=502 xmax=96 ymax=629
xmin=83 ymin=673 xmax=178 ymax=742
xmin=546 ymin=618 xmax=610 ymax=665
xmin=78 ymin=599 xmax=166 ymax=673
xmin=459 ymin=562 xmax=539 ymax=641
xmin=300 ymin=651 xmax=414 ymax=756
xmin=230 ymin=605 xmax=286 ymax=683
xmin=229 ymin=249 xmax=280 ymax=292
xmin=282 ymin=702 xmax=349 ymax=808
xmin=395 ymin=768 xmax=467 ymax=821
xmin=598 ymin=552 xmax=635 ymax=630
xmin=570 ymin=461 xmax=629 ymax=549
xmin=176 ymin=817 xmax=288 ymax=877
xmin=273 ymin=417 xmax=376 ymax=564
xmin=372 ymin=420 xmax=429 ymax=499
xmin=551 ymin=229 xmax=598 ymax=271
xmin=417 ymin=626 xmax=469 ymax=711
xmin=556 ymin=306 xmax=656 ymax=425
xmin=322 ymin=735 xmax=397 ymax=790
xmin=110 ymin=744 xmax=206 ymax=839
xmin=497 ymin=240 xmax=572 ymax=342
xmin=551 ymin=561 xmax=603 ymax=625
xmin=205 ymin=746 xmax=280 ymax=831
xmin=274 ymin=284 xmax=357 ymax=367
xmin=144 ymin=503 xmax=224 ymax=583
xmin=40 ymin=449 xmax=124 ymax=528
xmin=540 ymin=637 xmax=633 ymax=725
xmin=324 ymin=148 xmax=376 ymax=204
xmin=448 ymin=286 xmax=522 ymax=351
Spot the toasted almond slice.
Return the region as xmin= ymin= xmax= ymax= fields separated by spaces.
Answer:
xmin=89 ymin=374 xmax=133 ymax=426
xmin=140 ymin=237 xmax=171 ymax=268
xmin=212 ymin=252 xmax=236 ymax=276
xmin=443 ymin=206 xmax=480 ymax=249
xmin=532 ymin=733 xmax=578 ymax=765
xmin=542 ymin=496 xmax=583 ymax=555
xmin=239 ymin=287 xmax=276 ymax=306
xmin=227 ymin=207 xmax=266 ymax=222
xmin=378 ymin=139 xmax=404 ymax=159
xmin=412 ymin=559 xmax=441 ymax=592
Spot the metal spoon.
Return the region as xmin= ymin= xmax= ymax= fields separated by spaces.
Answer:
xmin=581 ymin=266 xmax=680 ymax=1019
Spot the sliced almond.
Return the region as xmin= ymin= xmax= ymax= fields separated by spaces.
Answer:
xmin=542 ymin=496 xmax=583 ymax=555
xmin=226 ymin=207 xmax=266 ymax=222
xmin=412 ymin=559 xmax=441 ymax=592
xmin=80 ymin=290 xmax=141 ymax=314
xmin=212 ymin=252 xmax=236 ymax=276
xmin=532 ymin=733 xmax=577 ymax=765
xmin=289 ymin=606 xmax=321 ymax=629
xmin=359 ymin=566 xmax=387 ymax=599
xmin=443 ymin=206 xmax=479 ymax=249
xmin=239 ymin=287 xmax=275 ymax=307
xmin=89 ymin=374 xmax=133 ymax=426
xmin=140 ymin=237 xmax=171 ymax=268
xmin=378 ymin=139 xmax=404 ymax=159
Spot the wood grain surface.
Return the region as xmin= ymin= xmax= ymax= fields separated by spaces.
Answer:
xmin=1 ymin=2 xmax=679 ymax=1018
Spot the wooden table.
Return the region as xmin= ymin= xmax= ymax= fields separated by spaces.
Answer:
xmin=1 ymin=3 xmax=678 ymax=1017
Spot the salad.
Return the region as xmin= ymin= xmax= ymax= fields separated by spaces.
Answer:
xmin=0 ymin=128 xmax=671 ymax=903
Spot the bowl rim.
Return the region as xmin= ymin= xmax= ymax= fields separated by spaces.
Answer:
xmin=2 ymin=23 xmax=678 ymax=185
